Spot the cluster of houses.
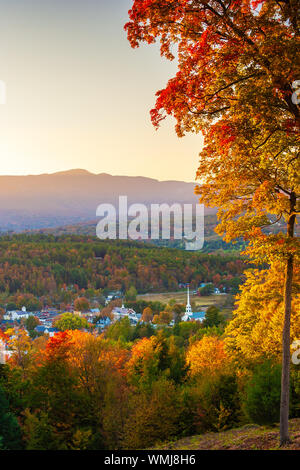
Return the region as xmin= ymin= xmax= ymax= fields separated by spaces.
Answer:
xmin=96 ymin=304 xmax=142 ymax=329
xmin=2 ymin=306 xmax=61 ymax=336
xmin=1 ymin=285 xmax=208 ymax=332
xmin=0 ymin=285 xmax=211 ymax=363
xmin=96 ymin=287 xmax=206 ymax=329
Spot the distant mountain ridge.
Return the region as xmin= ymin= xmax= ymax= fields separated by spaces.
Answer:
xmin=0 ymin=169 xmax=216 ymax=232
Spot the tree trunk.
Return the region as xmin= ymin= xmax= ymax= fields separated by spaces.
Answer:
xmin=279 ymin=192 xmax=296 ymax=446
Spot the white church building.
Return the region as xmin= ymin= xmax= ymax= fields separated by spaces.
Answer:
xmin=182 ymin=285 xmax=206 ymax=322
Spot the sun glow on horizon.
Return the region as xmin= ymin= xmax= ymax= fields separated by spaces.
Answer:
xmin=0 ymin=0 xmax=203 ymax=182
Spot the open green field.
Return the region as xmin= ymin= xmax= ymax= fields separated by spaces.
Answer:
xmin=137 ymin=291 xmax=228 ymax=309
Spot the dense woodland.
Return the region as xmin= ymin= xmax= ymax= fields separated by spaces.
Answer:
xmin=0 ymin=0 xmax=299 ymax=450
xmin=0 ymin=234 xmax=299 ymax=450
xmin=0 ymin=312 xmax=299 ymax=450
xmin=0 ymin=232 xmax=297 ymax=450
xmin=0 ymin=234 xmax=244 ymax=309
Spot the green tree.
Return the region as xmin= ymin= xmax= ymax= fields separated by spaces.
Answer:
xmin=125 ymin=286 xmax=137 ymax=302
xmin=203 ymin=306 xmax=224 ymax=328
xmin=106 ymin=317 xmax=133 ymax=343
xmin=244 ymin=361 xmax=282 ymax=425
xmin=245 ymin=361 xmax=281 ymax=424
xmin=0 ymin=385 xmax=23 ymax=450
xmin=23 ymin=410 xmax=60 ymax=450
xmin=192 ymin=373 xmax=242 ymax=433
xmin=6 ymin=302 xmax=17 ymax=311
xmin=199 ymin=284 xmax=214 ymax=297
xmin=25 ymin=315 xmax=41 ymax=338
xmin=54 ymin=312 xmax=90 ymax=331
xmin=172 ymin=303 xmax=185 ymax=323
xmin=122 ymin=378 xmax=184 ymax=449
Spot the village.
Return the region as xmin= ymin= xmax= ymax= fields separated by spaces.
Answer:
xmin=0 ymin=284 xmax=222 ymax=364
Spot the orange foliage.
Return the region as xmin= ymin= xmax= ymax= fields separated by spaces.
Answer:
xmin=126 ymin=336 xmax=159 ymax=377
xmin=44 ymin=330 xmax=74 ymax=361
xmin=0 ymin=329 xmax=9 ymax=343
xmin=43 ymin=330 xmax=129 ymax=377
xmin=186 ymin=336 xmax=228 ymax=377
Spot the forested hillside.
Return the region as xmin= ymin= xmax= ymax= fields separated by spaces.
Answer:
xmin=1 ymin=321 xmax=299 ymax=450
xmin=0 ymin=234 xmax=244 ymax=308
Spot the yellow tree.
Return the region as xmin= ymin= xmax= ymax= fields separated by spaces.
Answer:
xmin=125 ymin=0 xmax=299 ymax=444
xmin=186 ymin=336 xmax=228 ymax=377
xmin=225 ymin=262 xmax=300 ymax=362
xmin=6 ymin=328 xmax=33 ymax=375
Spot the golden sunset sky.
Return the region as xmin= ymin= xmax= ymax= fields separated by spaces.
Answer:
xmin=0 ymin=0 xmax=203 ymax=181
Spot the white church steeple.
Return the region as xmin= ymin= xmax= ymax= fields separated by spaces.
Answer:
xmin=182 ymin=284 xmax=193 ymax=321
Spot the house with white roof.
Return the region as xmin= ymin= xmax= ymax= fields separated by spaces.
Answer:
xmin=111 ymin=304 xmax=141 ymax=325
xmin=4 ymin=307 xmax=34 ymax=322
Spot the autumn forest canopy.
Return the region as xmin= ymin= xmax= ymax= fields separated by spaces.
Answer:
xmin=0 ymin=234 xmax=244 ymax=303
xmin=0 ymin=0 xmax=299 ymax=451
xmin=124 ymin=0 xmax=299 ymax=447
xmin=0 ymin=294 xmax=299 ymax=450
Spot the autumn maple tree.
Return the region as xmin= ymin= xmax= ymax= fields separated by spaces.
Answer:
xmin=141 ymin=306 xmax=154 ymax=322
xmin=225 ymin=262 xmax=300 ymax=362
xmin=125 ymin=0 xmax=299 ymax=445
xmin=186 ymin=335 xmax=228 ymax=376
xmin=74 ymin=297 xmax=90 ymax=312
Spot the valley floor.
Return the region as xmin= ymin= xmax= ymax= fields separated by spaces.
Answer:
xmin=137 ymin=291 xmax=227 ymax=307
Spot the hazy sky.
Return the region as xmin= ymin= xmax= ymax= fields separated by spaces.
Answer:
xmin=0 ymin=0 xmax=203 ymax=181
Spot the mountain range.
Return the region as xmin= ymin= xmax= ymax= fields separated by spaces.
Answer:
xmin=0 ymin=169 xmax=216 ymax=232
